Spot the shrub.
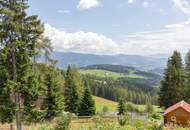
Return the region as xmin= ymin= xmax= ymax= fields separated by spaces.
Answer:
xmin=148 ymin=121 xmax=163 ymax=130
xmin=126 ymin=102 xmax=135 ymax=112
xmin=150 ymin=113 xmax=162 ymax=120
xmin=118 ymin=113 xmax=130 ymax=126
xmin=38 ymin=124 xmax=53 ymax=130
xmin=102 ymin=106 xmax=109 ymax=114
xmin=55 ymin=114 xmax=71 ymax=130
xmin=145 ymin=103 xmax=154 ymax=114
xmin=134 ymin=120 xmax=146 ymax=129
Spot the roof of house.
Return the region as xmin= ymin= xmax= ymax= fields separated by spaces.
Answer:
xmin=164 ymin=101 xmax=190 ymax=115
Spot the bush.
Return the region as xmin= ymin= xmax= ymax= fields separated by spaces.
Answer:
xmin=126 ymin=102 xmax=135 ymax=112
xmin=55 ymin=114 xmax=71 ymax=130
xmin=102 ymin=106 xmax=109 ymax=114
xmin=38 ymin=124 xmax=53 ymax=130
xmin=150 ymin=113 xmax=162 ymax=120
xmin=118 ymin=113 xmax=130 ymax=126
xmin=134 ymin=120 xmax=147 ymax=129
xmin=126 ymin=102 xmax=142 ymax=114
xmin=148 ymin=121 xmax=163 ymax=130
xmin=145 ymin=103 xmax=154 ymax=114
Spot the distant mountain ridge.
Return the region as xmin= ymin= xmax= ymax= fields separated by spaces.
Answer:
xmin=52 ymin=52 xmax=167 ymax=75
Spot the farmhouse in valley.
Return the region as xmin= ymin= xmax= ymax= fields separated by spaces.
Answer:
xmin=164 ymin=100 xmax=190 ymax=126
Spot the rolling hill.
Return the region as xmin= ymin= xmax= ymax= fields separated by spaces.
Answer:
xmin=80 ymin=64 xmax=162 ymax=82
xmin=52 ymin=52 xmax=166 ymax=74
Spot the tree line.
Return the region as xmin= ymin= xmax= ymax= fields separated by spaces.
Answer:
xmin=85 ymin=75 xmax=158 ymax=105
xmin=159 ymin=50 xmax=190 ymax=108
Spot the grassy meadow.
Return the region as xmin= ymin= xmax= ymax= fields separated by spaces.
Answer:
xmin=80 ymin=69 xmax=145 ymax=79
xmin=93 ymin=96 xmax=162 ymax=113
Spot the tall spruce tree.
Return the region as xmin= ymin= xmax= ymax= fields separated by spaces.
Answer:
xmin=0 ymin=0 xmax=45 ymax=129
xmin=64 ymin=65 xmax=81 ymax=114
xmin=185 ymin=50 xmax=190 ymax=102
xmin=43 ymin=67 xmax=64 ymax=120
xmin=78 ymin=81 xmax=95 ymax=116
xmin=159 ymin=51 xmax=185 ymax=108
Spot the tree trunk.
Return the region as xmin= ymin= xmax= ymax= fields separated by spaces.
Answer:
xmin=10 ymin=124 xmax=14 ymax=130
xmin=12 ymin=45 xmax=22 ymax=130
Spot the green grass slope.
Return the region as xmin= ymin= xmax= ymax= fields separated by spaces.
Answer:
xmin=93 ymin=96 xmax=163 ymax=113
xmin=80 ymin=69 xmax=144 ymax=79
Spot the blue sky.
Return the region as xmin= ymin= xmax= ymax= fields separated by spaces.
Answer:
xmin=28 ymin=0 xmax=190 ymax=55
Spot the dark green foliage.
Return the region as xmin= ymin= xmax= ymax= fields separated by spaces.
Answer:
xmin=118 ymin=98 xmax=126 ymax=115
xmin=78 ymin=81 xmax=96 ymax=116
xmin=0 ymin=50 xmax=16 ymax=123
xmin=185 ymin=50 xmax=190 ymax=102
xmin=0 ymin=0 xmax=45 ymax=127
xmin=150 ymin=113 xmax=162 ymax=120
xmin=43 ymin=67 xmax=64 ymax=121
xmin=159 ymin=51 xmax=185 ymax=108
xmin=0 ymin=0 xmax=64 ymax=128
xmin=86 ymin=75 xmax=158 ymax=105
xmin=64 ymin=65 xmax=82 ymax=114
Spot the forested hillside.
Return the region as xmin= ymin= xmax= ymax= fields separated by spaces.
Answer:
xmin=80 ymin=64 xmax=161 ymax=105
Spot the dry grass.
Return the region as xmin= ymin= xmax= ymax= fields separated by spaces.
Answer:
xmin=93 ymin=96 xmax=118 ymax=112
xmin=0 ymin=123 xmax=53 ymax=130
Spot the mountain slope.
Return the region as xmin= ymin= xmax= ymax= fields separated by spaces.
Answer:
xmin=52 ymin=52 xmax=167 ymax=73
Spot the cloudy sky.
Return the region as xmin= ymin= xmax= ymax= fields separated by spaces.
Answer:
xmin=28 ymin=0 xmax=190 ymax=56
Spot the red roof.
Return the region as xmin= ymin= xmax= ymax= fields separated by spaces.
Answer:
xmin=164 ymin=101 xmax=190 ymax=115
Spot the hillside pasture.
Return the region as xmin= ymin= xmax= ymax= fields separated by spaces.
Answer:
xmin=80 ymin=69 xmax=145 ymax=79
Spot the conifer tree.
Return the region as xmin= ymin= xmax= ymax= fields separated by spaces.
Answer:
xmin=43 ymin=67 xmax=64 ymax=120
xmin=159 ymin=51 xmax=185 ymax=108
xmin=185 ymin=50 xmax=190 ymax=102
xmin=64 ymin=65 xmax=81 ymax=114
xmin=118 ymin=98 xmax=126 ymax=115
xmin=78 ymin=81 xmax=96 ymax=116
xmin=0 ymin=0 xmax=45 ymax=129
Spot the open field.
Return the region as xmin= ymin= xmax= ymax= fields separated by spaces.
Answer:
xmin=93 ymin=96 xmax=163 ymax=113
xmin=93 ymin=96 xmax=118 ymax=112
xmin=80 ymin=69 xmax=145 ymax=79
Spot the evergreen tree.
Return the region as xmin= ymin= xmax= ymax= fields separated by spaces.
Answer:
xmin=78 ymin=81 xmax=96 ymax=116
xmin=118 ymin=98 xmax=126 ymax=115
xmin=64 ymin=65 xmax=81 ymax=114
xmin=159 ymin=51 xmax=185 ymax=108
xmin=0 ymin=0 xmax=45 ymax=129
xmin=185 ymin=50 xmax=190 ymax=102
xmin=43 ymin=67 xmax=64 ymax=120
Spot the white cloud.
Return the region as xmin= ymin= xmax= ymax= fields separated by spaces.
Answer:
xmin=44 ymin=24 xmax=118 ymax=55
xmin=120 ymin=20 xmax=190 ymax=55
xmin=44 ymin=23 xmax=190 ymax=56
xmin=128 ymin=0 xmax=134 ymax=4
xmin=77 ymin=0 xmax=102 ymax=10
xmin=142 ymin=1 xmax=150 ymax=8
xmin=172 ymin=0 xmax=190 ymax=15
